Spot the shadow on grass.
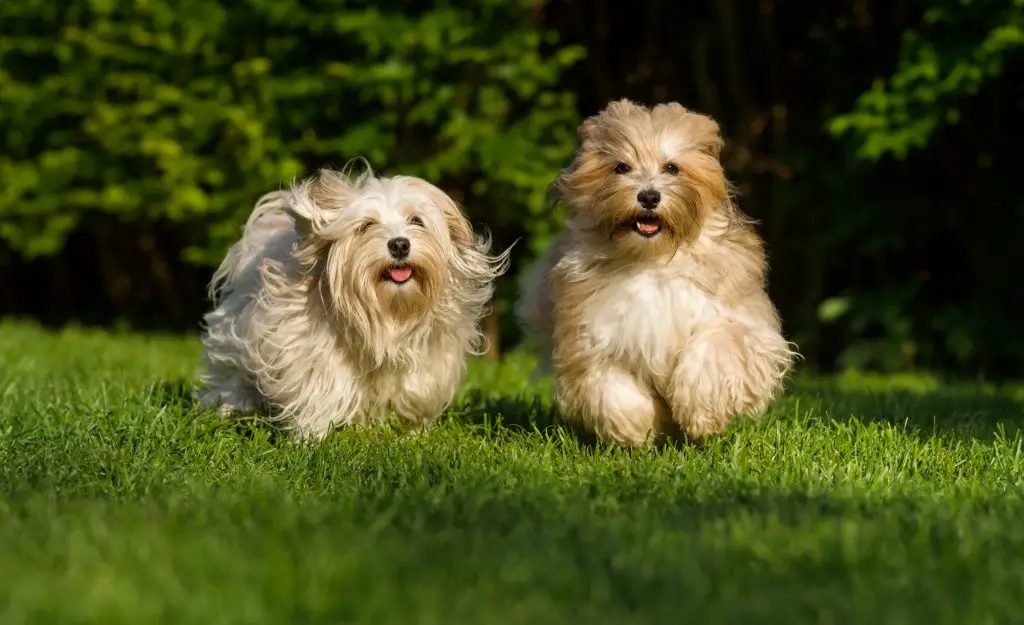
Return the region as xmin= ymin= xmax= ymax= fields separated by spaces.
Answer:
xmin=150 ymin=378 xmax=290 ymax=444
xmin=447 ymin=390 xmax=716 ymax=452
xmin=158 ymin=373 xmax=1024 ymax=447
xmin=449 ymin=377 xmax=1024 ymax=446
xmin=449 ymin=390 xmax=561 ymax=435
xmin=787 ymin=379 xmax=1024 ymax=441
xmin=446 ymin=390 xmax=612 ymax=449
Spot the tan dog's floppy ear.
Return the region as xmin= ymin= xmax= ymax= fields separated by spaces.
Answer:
xmin=577 ymin=117 xmax=597 ymax=143
xmin=696 ymin=119 xmax=725 ymax=159
xmin=578 ymin=98 xmax=642 ymax=142
xmin=652 ymin=101 xmax=725 ymax=159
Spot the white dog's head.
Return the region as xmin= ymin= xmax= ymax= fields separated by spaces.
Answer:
xmin=281 ymin=166 xmax=507 ymax=359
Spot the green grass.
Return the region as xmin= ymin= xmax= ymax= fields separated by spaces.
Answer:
xmin=2 ymin=320 xmax=1024 ymax=624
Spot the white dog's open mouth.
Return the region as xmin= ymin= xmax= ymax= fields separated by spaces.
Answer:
xmin=382 ymin=265 xmax=414 ymax=284
xmin=632 ymin=215 xmax=663 ymax=238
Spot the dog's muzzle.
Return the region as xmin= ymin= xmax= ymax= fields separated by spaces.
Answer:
xmin=631 ymin=213 xmax=663 ymax=238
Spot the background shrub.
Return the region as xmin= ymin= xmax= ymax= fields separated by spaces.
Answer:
xmin=2 ymin=0 xmax=1022 ymax=376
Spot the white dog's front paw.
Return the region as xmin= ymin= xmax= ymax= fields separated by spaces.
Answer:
xmin=200 ymin=389 xmax=265 ymax=419
xmin=405 ymin=417 xmax=438 ymax=435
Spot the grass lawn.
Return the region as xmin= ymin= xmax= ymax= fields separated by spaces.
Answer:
xmin=2 ymin=320 xmax=1024 ymax=624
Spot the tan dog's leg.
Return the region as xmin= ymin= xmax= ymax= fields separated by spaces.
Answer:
xmin=666 ymin=318 xmax=789 ymax=439
xmin=556 ymin=361 xmax=670 ymax=446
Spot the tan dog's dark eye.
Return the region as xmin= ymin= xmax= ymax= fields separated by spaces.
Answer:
xmin=408 ymin=215 xmax=425 ymax=227
xmin=614 ymin=163 xmax=631 ymax=174
xmin=356 ymin=221 xmax=374 ymax=235
xmin=664 ymin=163 xmax=680 ymax=175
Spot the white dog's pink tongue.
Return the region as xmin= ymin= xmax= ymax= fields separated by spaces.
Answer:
xmin=389 ymin=266 xmax=413 ymax=283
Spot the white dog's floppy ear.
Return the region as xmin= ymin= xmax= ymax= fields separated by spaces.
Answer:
xmin=285 ymin=168 xmax=361 ymax=237
xmin=402 ymin=177 xmax=511 ymax=306
xmin=432 ymin=186 xmax=513 ymax=284
xmin=440 ymin=197 xmax=476 ymax=250
xmin=403 ymin=178 xmax=476 ymax=249
xmin=283 ymin=183 xmax=316 ymax=239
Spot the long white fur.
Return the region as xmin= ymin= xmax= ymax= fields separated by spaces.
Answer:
xmin=196 ymin=166 xmax=509 ymax=438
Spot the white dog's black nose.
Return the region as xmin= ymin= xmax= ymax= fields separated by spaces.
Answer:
xmin=387 ymin=237 xmax=411 ymax=260
xmin=637 ymin=189 xmax=661 ymax=210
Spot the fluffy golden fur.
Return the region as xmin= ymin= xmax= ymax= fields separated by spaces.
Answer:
xmin=518 ymin=99 xmax=796 ymax=446
xmin=197 ymin=165 xmax=509 ymax=438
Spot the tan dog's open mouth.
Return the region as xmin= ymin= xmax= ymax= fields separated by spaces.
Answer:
xmin=382 ymin=264 xmax=414 ymax=284
xmin=632 ymin=215 xmax=663 ymax=238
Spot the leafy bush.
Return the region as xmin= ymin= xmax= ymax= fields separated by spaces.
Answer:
xmin=3 ymin=0 xmax=1024 ymax=376
xmin=0 ymin=0 xmax=582 ymax=264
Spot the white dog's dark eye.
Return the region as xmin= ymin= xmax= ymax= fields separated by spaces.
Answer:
xmin=408 ymin=215 xmax=425 ymax=227
xmin=664 ymin=163 xmax=680 ymax=175
xmin=614 ymin=163 xmax=631 ymax=175
xmin=357 ymin=221 xmax=374 ymax=235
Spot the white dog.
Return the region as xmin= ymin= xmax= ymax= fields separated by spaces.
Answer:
xmin=196 ymin=165 xmax=509 ymax=438
xmin=518 ymin=100 xmax=796 ymax=446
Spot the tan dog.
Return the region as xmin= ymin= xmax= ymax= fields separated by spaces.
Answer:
xmin=518 ymin=100 xmax=796 ymax=445
xmin=197 ymin=165 xmax=509 ymax=438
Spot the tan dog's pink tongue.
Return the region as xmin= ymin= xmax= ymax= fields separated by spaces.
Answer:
xmin=389 ymin=266 xmax=413 ymax=283
xmin=636 ymin=219 xmax=660 ymax=234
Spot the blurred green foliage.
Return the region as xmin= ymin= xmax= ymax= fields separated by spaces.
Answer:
xmin=829 ymin=0 xmax=1024 ymax=160
xmin=821 ymin=0 xmax=1024 ymax=373
xmin=0 ymin=0 xmax=581 ymax=263
xmin=1 ymin=0 xmax=1023 ymax=377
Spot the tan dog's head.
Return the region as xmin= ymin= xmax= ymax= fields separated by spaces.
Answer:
xmin=553 ymin=99 xmax=730 ymax=260
xmin=284 ymin=166 xmax=501 ymax=347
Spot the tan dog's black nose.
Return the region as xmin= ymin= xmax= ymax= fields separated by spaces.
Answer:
xmin=637 ymin=189 xmax=661 ymax=210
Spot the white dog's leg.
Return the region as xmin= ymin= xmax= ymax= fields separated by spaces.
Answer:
xmin=556 ymin=362 xmax=670 ymax=446
xmin=197 ymin=363 xmax=265 ymax=419
xmin=197 ymin=305 xmax=266 ymax=420
xmin=390 ymin=358 xmax=461 ymax=431
xmin=666 ymin=318 xmax=790 ymax=438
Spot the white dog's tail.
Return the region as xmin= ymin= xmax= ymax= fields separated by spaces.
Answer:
xmin=208 ymin=189 xmax=296 ymax=304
